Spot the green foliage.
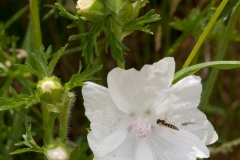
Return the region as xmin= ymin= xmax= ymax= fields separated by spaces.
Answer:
xmin=0 ymin=62 xmax=8 ymax=77
xmin=170 ymin=7 xmax=225 ymax=40
xmin=10 ymin=123 xmax=43 ymax=155
xmin=69 ymin=21 xmax=104 ymax=62
xmin=16 ymin=44 xmax=68 ymax=79
xmin=123 ymin=9 xmax=160 ymax=35
xmin=55 ymin=3 xmax=79 ymax=21
xmin=65 ymin=63 xmax=103 ymax=90
xmin=55 ymin=1 xmax=160 ymax=64
xmin=0 ymin=91 xmax=38 ymax=111
xmin=103 ymin=18 xmax=129 ymax=63
xmin=173 ymin=61 xmax=240 ymax=83
xmin=3 ymin=5 xmax=29 ymax=30
xmin=69 ymin=143 xmax=93 ymax=160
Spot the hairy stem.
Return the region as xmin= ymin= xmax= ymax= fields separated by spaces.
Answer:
xmin=59 ymin=93 xmax=74 ymax=144
xmin=29 ymin=0 xmax=42 ymax=49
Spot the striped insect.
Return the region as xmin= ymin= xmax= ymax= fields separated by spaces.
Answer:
xmin=157 ymin=119 xmax=179 ymax=131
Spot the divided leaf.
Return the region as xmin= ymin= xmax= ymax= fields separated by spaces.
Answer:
xmin=65 ymin=64 xmax=103 ymax=90
xmin=104 ymin=19 xmax=128 ymax=63
xmin=123 ymin=9 xmax=160 ymax=34
xmin=10 ymin=123 xmax=43 ymax=155
xmin=18 ymin=45 xmax=68 ymax=79
xmin=69 ymin=22 xmax=104 ymax=62
xmin=0 ymin=93 xmax=38 ymax=111
xmin=16 ymin=64 xmax=44 ymax=79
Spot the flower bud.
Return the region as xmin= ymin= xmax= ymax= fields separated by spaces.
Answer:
xmin=46 ymin=145 xmax=68 ymax=160
xmin=105 ymin=0 xmax=127 ymax=14
xmin=115 ymin=2 xmax=133 ymax=24
xmin=37 ymin=77 xmax=64 ymax=104
xmin=110 ymin=1 xmax=140 ymax=25
xmin=76 ymin=0 xmax=107 ymax=22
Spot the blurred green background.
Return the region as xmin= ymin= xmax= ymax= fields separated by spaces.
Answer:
xmin=0 ymin=0 xmax=240 ymax=159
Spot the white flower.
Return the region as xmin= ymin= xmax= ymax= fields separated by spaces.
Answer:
xmin=82 ymin=57 xmax=218 ymax=160
xmin=46 ymin=146 xmax=67 ymax=160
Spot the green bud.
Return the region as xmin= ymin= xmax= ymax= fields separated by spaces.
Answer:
xmin=105 ymin=0 xmax=127 ymax=14
xmin=131 ymin=1 xmax=141 ymax=20
xmin=111 ymin=1 xmax=141 ymax=25
xmin=116 ymin=2 xmax=134 ymax=24
xmin=76 ymin=0 xmax=107 ymax=22
xmin=37 ymin=77 xmax=64 ymax=104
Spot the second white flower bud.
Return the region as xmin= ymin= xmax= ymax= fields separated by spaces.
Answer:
xmin=76 ymin=0 xmax=108 ymax=22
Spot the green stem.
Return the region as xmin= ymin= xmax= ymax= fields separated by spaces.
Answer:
xmin=29 ymin=0 xmax=52 ymax=146
xmin=182 ymin=0 xmax=229 ymax=68
xmin=43 ymin=112 xmax=57 ymax=144
xmin=200 ymin=1 xmax=240 ymax=109
xmin=42 ymin=102 xmax=51 ymax=144
xmin=117 ymin=60 xmax=125 ymax=69
xmin=59 ymin=93 xmax=73 ymax=144
xmin=29 ymin=0 xmax=42 ymax=50
xmin=161 ymin=0 xmax=170 ymax=54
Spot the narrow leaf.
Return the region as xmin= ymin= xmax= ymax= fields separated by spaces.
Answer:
xmin=48 ymin=44 xmax=68 ymax=75
xmin=45 ymin=45 xmax=53 ymax=60
xmin=65 ymin=64 xmax=103 ymax=90
xmin=15 ymin=64 xmax=44 ymax=79
xmin=9 ymin=86 xmax=18 ymax=97
xmin=10 ymin=148 xmax=42 ymax=155
xmin=0 ymin=94 xmax=38 ymax=111
xmin=173 ymin=61 xmax=240 ymax=83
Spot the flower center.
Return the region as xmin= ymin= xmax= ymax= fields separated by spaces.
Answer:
xmin=133 ymin=120 xmax=151 ymax=138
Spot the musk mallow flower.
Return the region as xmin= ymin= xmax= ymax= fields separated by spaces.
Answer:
xmin=82 ymin=57 xmax=218 ymax=160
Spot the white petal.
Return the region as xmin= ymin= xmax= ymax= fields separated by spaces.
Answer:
xmin=107 ymin=58 xmax=175 ymax=116
xmin=140 ymin=57 xmax=175 ymax=88
xmin=88 ymin=130 xmax=128 ymax=157
xmin=82 ymin=82 xmax=133 ymax=155
xmin=151 ymin=76 xmax=218 ymax=144
xmin=94 ymin=132 xmax=153 ymax=160
xmin=152 ymin=75 xmax=202 ymax=116
xmin=170 ymin=108 xmax=218 ymax=145
xmin=136 ymin=140 xmax=153 ymax=160
xmin=146 ymin=128 xmax=209 ymax=160
xmin=94 ymin=157 xmax=126 ymax=160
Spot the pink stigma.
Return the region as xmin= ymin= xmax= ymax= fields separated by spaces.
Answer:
xmin=133 ymin=120 xmax=151 ymax=138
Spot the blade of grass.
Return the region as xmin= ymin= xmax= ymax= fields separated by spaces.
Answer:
xmin=199 ymin=1 xmax=240 ymax=109
xmin=3 ymin=5 xmax=29 ymax=30
xmin=182 ymin=0 xmax=229 ymax=68
xmin=29 ymin=0 xmax=42 ymax=50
